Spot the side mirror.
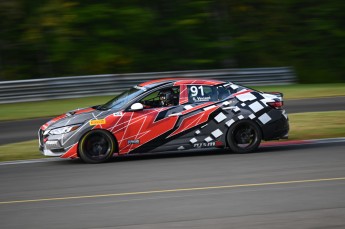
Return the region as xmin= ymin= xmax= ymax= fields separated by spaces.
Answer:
xmin=130 ymin=103 xmax=144 ymax=111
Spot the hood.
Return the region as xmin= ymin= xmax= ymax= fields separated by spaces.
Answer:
xmin=41 ymin=106 xmax=114 ymax=131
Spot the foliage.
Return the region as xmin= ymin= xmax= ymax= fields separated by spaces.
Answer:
xmin=0 ymin=0 xmax=344 ymax=82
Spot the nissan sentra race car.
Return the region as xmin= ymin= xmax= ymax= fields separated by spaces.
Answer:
xmin=39 ymin=78 xmax=289 ymax=163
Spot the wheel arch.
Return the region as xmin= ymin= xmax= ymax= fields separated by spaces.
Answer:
xmin=77 ymin=129 xmax=119 ymax=158
xmin=224 ymin=118 xmax=263 ymax=148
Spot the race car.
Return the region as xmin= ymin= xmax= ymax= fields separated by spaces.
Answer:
xmin=38 ymin=78 xmax=289 ymax=163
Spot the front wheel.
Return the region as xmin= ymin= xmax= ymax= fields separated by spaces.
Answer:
xmin=227 ymin=120 xmax=262 ymax=153
xmin=78 ymin=130 xmax=116 ymax=163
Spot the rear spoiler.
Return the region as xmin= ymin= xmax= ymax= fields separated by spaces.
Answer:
xmin=264 ymin=92 xmax=284 ymax=98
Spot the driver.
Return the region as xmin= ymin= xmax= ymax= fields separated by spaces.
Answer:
xmin=158 ymin=89 xmax=177 ymax=107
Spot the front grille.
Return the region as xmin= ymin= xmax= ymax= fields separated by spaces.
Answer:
xmin=51 ymin=148 xmax=65 ymax=153
xmin=46 ymin=140 xmax=61 ymax=148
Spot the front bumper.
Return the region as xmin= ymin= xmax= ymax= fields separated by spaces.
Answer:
xmin=38 ymin=129 xmax=67 ymax=157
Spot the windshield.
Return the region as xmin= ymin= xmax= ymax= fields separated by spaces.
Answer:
xmin=98 ymin=87 xmax=145 ymax=110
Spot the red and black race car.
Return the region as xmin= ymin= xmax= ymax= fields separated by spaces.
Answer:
xmin=39 ymin=78 xmax=289 ymax=163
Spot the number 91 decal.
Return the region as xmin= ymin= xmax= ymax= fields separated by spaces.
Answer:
xmin=190 ymin=86 xmax=204 ymax=96
xmin=189 ymin=86 xmax=211 ymax=102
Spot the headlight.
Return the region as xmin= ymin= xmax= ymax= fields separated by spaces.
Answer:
xmin=47 ymin=124 xmax=81 ymax=135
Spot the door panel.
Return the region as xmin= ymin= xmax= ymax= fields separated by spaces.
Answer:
xmin=116 ymin=107 xmax=179 ymax=154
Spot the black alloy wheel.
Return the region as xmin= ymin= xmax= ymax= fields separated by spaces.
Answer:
xmin=79 ymin=130 xmax=116 ymax=163
xmin=227 ymin=120 xmax=262 ymax=153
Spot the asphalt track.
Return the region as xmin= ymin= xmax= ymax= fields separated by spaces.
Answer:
xmin=0 ymin=141 xmax=345 ymax=228
xmin=0 ymin=96 xmax=344 ymax=145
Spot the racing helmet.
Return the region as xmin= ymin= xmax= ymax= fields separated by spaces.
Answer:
xmin=158 ymin=89 xmax=174 ymax=106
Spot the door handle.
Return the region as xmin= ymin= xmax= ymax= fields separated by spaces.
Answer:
xmin=169 ymin=112 xmax=182 ymax=117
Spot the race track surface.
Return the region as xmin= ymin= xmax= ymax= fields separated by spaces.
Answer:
xmin=286 ymin=96 xmax=345 ymax=113
xmin=0 ymin=96 xmax=344 ymax=145
xmin=0 ymin=117 xmax=49 ymax=145
xmin=1 ymin=142 xmax=345 ymax=228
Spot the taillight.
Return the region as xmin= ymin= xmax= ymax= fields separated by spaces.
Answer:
xmin=267 ymin=101 xmax=283 ymax=109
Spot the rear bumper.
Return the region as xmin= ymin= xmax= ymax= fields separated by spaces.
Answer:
xmin=262 ymin=114 xmax=289 ymax=140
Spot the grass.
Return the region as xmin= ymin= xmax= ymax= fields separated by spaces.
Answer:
xmin=288 ymin=111 xmax=345 ymax=140
xmin=1 ymin=110 xmax=344 ymax=162
xmin=0 ymin=140 xmax=44 ymax=162
xmin=0 ymin=95 xmax=113 ymax=121
xmin=254 ymin=83 xmax=345 ymax=100
xmin=0 ymin=84 xmax=345 ymax=121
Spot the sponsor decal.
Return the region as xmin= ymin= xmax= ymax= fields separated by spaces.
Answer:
xmin=113 ymin=112 xmax=123 ymax=116
xmin=89 ymin=119 xmax=106 ymax=125
xmin=201 ymin=124 xmax=208 ymax=129
xmin=128 ymin=139 xmax=140 ymax=144
xmin=193 ymin=142 xmax=216 ymax=148
xmin=193 ymin=96 xmax=211 ymax=102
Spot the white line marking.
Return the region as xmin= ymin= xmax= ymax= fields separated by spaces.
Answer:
xmin=0 ymin=158 xmax=63 ymax=166
xmin=0 ymin=177 xmax=344 ymax=205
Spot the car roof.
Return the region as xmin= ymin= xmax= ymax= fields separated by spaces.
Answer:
xmin=138 ymin=78 xmax=226 ymax=88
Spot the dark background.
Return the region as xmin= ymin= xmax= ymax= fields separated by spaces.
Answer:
xmin=1 ymin=0 xmax=344 ymax=82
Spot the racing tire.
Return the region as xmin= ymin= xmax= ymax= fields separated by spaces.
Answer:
xmin=226 ymin=120 xmax=262 ymax=154
xmin=78 ymin=130 xmax=116 ymax=163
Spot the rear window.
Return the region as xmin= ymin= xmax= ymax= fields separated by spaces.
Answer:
xmin=217 ymin=85 xmax=231 ymax=100
xmin=223 ymin=83 xmax=247 ymax=94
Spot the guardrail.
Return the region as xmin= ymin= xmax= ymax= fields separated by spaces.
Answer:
xmin=0 ymin=67 xmax=295 ymax=104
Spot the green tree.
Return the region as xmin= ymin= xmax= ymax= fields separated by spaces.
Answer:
xmin=0 ymin=0 xmax=344 ymax=82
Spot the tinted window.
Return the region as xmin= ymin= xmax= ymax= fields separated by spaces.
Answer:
xmin=140 ymin=87 xmax=179 ymax=108
xmin=223 ymin=83 xmax=247 ymax=94
xmin=217 ymin=85 xmax=231 ymax=100
xmin=98 ymin=87 xmax=144 ymax=110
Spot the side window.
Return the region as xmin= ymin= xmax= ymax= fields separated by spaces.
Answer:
xmin=140 ymin=87 xmax=179 ymax=108
xmin=187 ymin=85 xmax=217 ymax=103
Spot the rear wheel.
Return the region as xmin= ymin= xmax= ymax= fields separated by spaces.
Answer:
xmin=78 ymin=130 xmax=115 ymax=163
xmin=227 ymin=120 xmax=262 ymax=153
